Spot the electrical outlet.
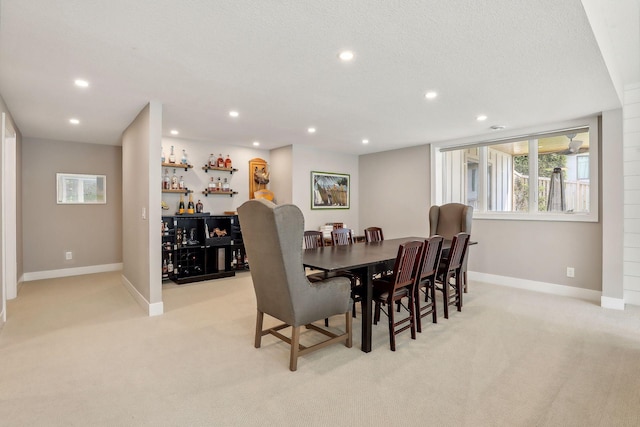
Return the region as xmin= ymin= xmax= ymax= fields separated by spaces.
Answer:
xmin=566 ymin=267 xmax=575 ymax=278
xmin=65 ymin=251 xmax=73 ymax=261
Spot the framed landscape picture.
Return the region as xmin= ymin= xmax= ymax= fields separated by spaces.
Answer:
xmin=311 ymin=171 xmax=350 ymax=209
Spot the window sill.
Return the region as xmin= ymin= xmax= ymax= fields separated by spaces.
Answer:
xmin=473 ymin=211 xmax=598 ymax=223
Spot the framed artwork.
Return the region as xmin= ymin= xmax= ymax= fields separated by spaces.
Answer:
xmin=311 ymin=171 xmax=350 ymax=209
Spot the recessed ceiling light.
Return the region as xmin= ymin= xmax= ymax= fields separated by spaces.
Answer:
xmin=476 ymin=115 xmax=488 ymax=122
xmin=74 ymin=79 xmax=89 ymax=88
xmin=425 ymin=91 xmax=438 ymax=100
xmin=338 ymin=50 xmax=354 ymax=61
xmin=69 ymin=118 xmax=80 ymax=125
xmin=308 ymin=127 xmax=316 ymax=134
xmin=490 ymin=125 xmax=506 ymax=130
xmin=362 ymin=139 xmax=369 ymax=144
xmin=229 ymin=111 xmax=239 ymax=118
xmin=170 ymin=129 xmax=179 ymax=135
xmin=253 ymin=141 xmax=260 ymax=146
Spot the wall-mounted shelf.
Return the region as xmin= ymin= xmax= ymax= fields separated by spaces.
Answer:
xmin=162 ymin=188 xmax=192 ymax=195
xmin=203 ymin=189 xmax=237 ymax=197
xmin=162 ymin=162 xmax=193 ymax=171
xmin=202 ymin=165 xmax=238 ymax=174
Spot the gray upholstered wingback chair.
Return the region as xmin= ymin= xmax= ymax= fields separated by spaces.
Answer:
xmin=429 ymin=203 xmax=473 ymax=291
xmin=237 ymin=199 xmax=352 ymax=371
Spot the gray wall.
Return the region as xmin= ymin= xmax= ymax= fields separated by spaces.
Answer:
xmin=21 ymin=138 xmax=122 ymax=273
xmin=122 ymin=102 xmax=162 ymax=306
xmin=270 ymin=145 xmax=293 ymax=205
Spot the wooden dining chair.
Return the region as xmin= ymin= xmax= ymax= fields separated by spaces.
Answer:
xmin=364 ymin=227 xmax=384 ymax=243
xmin=372 ymin=240 xmax=423 ymax=351
xmin=414 ymin=235 xmax=444 ymax=332
xmin=331 ymin=228 xmax=354 ymax=246
xmin=303 ymin=230 xmax=324 ymax=249
xmin=436 ymin=232 xmax=470 ymax=319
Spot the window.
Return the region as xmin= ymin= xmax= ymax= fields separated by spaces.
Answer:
xmin=57 ymin=173 xmax=107 ymax=204
xmin=433 ymin=120 xmax=598 ymax=222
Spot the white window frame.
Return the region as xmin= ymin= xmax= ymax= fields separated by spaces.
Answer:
xmin=430 ymin=116 xmax=599 ymax=222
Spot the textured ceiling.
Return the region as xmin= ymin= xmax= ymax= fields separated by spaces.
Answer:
xmin=0 ymin=0 xmax=628 ymax=154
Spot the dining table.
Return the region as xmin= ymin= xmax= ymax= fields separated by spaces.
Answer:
xmin=303 ymin=236 xmax=428 ymax=353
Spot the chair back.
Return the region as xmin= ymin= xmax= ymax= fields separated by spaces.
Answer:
xmin=442 ymin=232 xmax=470 ymax=275
xmin=389 ymin=240 xmax=423 ymax=294
xmin=238 ymin=199 xmax=338 ymax=326
xmin=303 ymin=230 xmax=324 ymax=249
xmin=417 ymin=235 xmax=444 ymax=283
xmin=331 ymin=228 xmax=354 ymax=246
xmin=364 ymin=227 xmax=384 ymax=243
xmin=429 ymin=203 xmax=473 ymax=240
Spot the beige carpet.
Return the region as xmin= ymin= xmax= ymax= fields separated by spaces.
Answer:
xmin=1 ymin=271 xmax=640 ymax=426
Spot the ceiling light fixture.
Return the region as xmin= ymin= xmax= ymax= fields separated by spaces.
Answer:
xmin=476 ymin=115 xmax=488 ymax=122
xmin=253 ymin=141 xmax=260 ymax=146
xmin=338 ymin=50 xmax=354 ymax=61
xmin=69 ymin=118 xmax=80 ymax=125
xmin=308 ymin=127 xmax=316 ymax=134
xmin=74 ymin=79 xmax=89 ymax=88
xmin=425 ymin=91 xmax=438 ymax=100
xmin=362 ymin=139 xmax=369 ymax=144
xmin=229 ymin=111 xmax=239 ymax=118
xmin=170 ymin=129 xmax=179 ymax=135
xmin=490 ymin=125 xmax=506 ymax=130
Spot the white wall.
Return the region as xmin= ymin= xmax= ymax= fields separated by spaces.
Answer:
xmin=291 ymin=145 xmax=359 ymax=233
xmin=623 ymin=83 xmax=640 ymax=305
xmin=269 ymin=145 xmax=293 ymax=205
xmin=160 ymin=137 xmax=269 ymax=213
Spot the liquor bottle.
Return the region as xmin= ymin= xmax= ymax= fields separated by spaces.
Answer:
xmin=162 ymin=258 xmax=168 ymax=274
xmin=217 ymin=153 xmax=224 ymax=168
xmin=169 ymin=145 xmax=176 ymax=163
xmin=216 ymin=177 xmax=222 ymax=191
xmin=208 ymin=177 xmax=216 ymax=192
xmin=163 ymin=169 xmax=170 ymax=190
xmin=196 ymin=199 xmax=203 ymax=213
xmin=167 ymin=253 xmax=174 ymax=274
xmin=178 ymin=176 xmax=184 ymax=190
xmin=187 ymin=193 xmax=195 ymax=214
xmin=178 ymin=194 xmax=185 ymax=214
xmin=181 ymin=149 xmax=188 ymax=165
xmin=208 ymin=153 xmax=216 ymax=168
xmin=222 ymin=178 xmax=230 ymax=192
xmin=231 ymin=251 xmax=237 ymax=268
xmin=224 ymin=154 xmax=232 ymax=169
xmin=171 ymin=169 xmax=178 ymax=189
xmin=161 ymin=146 xmax=166 ymax=163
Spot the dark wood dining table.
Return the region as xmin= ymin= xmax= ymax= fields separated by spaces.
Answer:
xmin=303 ymin=236 xmax=427 ymax=353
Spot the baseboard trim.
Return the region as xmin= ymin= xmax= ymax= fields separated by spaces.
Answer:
xmin=624 ymin=290 xmax=640 ymax=306
xmin=23 ymin=263 xmax=123 ymax=282
xmin=121 ymin=274 xmax=164 ymax=317
xmin=600 ymin=296 xmax=625 ymax=310
xmin=468 ymin=271 xmax=601 ymax=303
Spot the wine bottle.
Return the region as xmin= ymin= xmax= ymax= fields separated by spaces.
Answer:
xmin=217 ymin=153 xmax=224 ymax=168
xmin=178 ymin=194 xmax=185 ymax=214
xmin=187 ymin=193 xmax=195 ymax=214
xmin=162 ymin=258 xmax=168 ymax=274
xmin=196 ymin=199 xmax=203 ymax=213
xmin=179 ymin=176 xmax=184 ymax=190
xmin=167 ymin=253 xmax=174 ymax=274
xmin=169 ymin=145 xmax=176 ymax=163
xmin=163 ymin=169 xmax=170 ymax=190
xmin=171 ymin=169 xmax=178 ymax=189
xmin=224 ymin=154 xmax=232 ymax=169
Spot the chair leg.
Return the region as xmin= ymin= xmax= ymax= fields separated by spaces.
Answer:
xmin=325 ymin=318 xmax=329 ymax=327
xmin=415 ymin=287 xmax=423 ymax=333
xmin=443 ymin=277 xmax=450 ymax=319
xmin=430 ymin=283 xmax=438 ymax=324
xmin=289 ymin=326 xmax=300 ymax=371
xmin=345 ymin=312 xmax=353 ymax=348
xmin=255 ymin=310 xmax=264 ymax=348
xmin=408 ymin=294 xmax=416 ymax=340
xmin=374 ymin=302 xmax=381 ymax=325
xmin=388 ymin=303 xmax=396 ymax=351
xmin=456 ymin=272 xmax=463 ymax=312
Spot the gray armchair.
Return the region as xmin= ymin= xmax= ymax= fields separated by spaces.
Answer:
xmin=237 ymin=199 xmax=353 ymax=371
xmin=429 ymin=203 xmax=473 ymax=291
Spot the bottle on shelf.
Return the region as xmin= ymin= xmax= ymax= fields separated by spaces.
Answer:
xmin=187 ymin=193 xmax=195 ymax=214
xmin=169 ymin=145 xmax=176 ymax=163
xmin=171 ymin=169 xmax=178 ymax=189
xmin=167 ymin=253 xmax=174 ymax=274
xmin=208 ymin=176 xmax=216 ymax=192
xmin=231 ymin=251 xmax=237 ymax=268
xmin=179 ymin=175 xmax=184 ymax=190
xmin=217 ymin=153 xmax=224 ymax=168
xmin=161 ymin=146 xmax=166 ymax=163
xmin=178 ymin=194 xmax=185 ymax=214
xmin=162 ymin=258 xmax=168 ymax=274
xmin=208 ymin=153 xmax=216 ymax=168
xmin=216 ymin=177 xmax=222 ymax=191
xmin=224 ymin=154 xmax=232 ymax=169
xmin=196 ymin=199 xmax=203 ymax=213
xmin=222 ymin=177 xmax=230 ymax=192
xmin=181 ymin=149 xmax=188 ymax=165
xmin=163 ymin=169 xmax=170 ymax=190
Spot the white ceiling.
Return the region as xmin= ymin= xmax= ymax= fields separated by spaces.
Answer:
xmin=0 ymin=0 xmax=635 ymax=155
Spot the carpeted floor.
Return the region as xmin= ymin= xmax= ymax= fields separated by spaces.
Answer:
xmin=1 ymin=271 xmax=639 ymax=426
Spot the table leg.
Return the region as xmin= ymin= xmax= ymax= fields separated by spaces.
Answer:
xmin=360 ymin=266 xmax=374 ymax=353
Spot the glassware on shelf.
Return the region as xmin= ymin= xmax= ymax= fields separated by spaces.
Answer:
xmin=179 ymin=176 xmax=184 ymax=190
xmin=208 ymin=176 xmax=216 ymax=192
xmin=169 ymin=145 xmax=176 ymax=163
xmin=167 ymin=253 xmax=174 ymax=274
xmin=216 ymin=177 xmax=222 ymax=191
xmin=217 ymin=153 xmax=224 ymax=168
xmin=161 ymin=146 xmax=166 ymax=163
xmin=163 ymin=258 xmax=168 ymax=274
xmin=181 ymin=149 xmax=188 ymax=165
xmin=208 ymin=153 xmax=216 ymax=168
xmin=224 ymin=154 xmax=232 ymax=169
xmin=222 ymin=178 xmax=230 ymax=191
xmin=171 ymin=169 xmax=178 ymax=189
xmin=163 ymin=169 xmax=170 ymax=189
